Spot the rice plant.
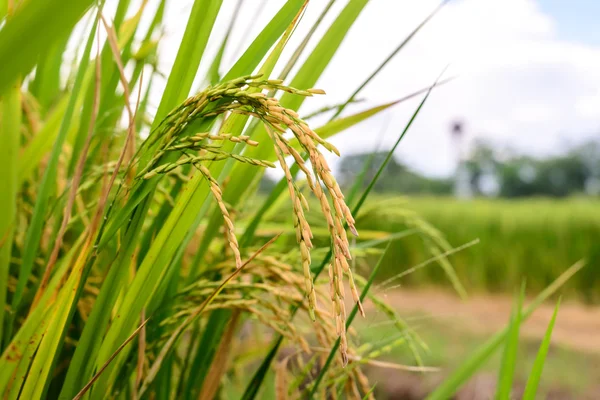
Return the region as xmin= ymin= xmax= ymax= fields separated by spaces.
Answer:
xmin=0 ymin=1 xmax=580 ymax=399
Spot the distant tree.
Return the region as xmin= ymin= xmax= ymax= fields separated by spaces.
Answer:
xmin=463 ymin=138 xmax=600 ymax=198
xmin=463 ymin=140 xmax=499 ymax=196
xmin=338 ymin=152 xmax=453 ymax=195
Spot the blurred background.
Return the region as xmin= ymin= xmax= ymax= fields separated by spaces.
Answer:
xmin=125 ymin=0 xmax=600 ymax=397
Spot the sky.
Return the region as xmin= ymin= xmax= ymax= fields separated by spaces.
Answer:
xmin=143 ymin=0 xmax=600 ymax=177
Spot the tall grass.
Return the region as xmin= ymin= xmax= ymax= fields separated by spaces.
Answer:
xmin=358 ymin=196 xmax=600 ymax=302
xmin=0 ymin=1 xmax=581 ymax=399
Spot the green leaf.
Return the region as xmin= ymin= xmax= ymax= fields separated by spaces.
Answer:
xmin=522 ymin=299 xmax=561 ymax=400
xmin=0 ymin=0 xmax=94 ymax=95
xmin=29 ymin=36 xmax=69 ymax=112
xmin=496 ymin=283 xmax=525 ymax=400
xmin=208 ymin=0 xmax=242 ymax=85
xmin=0 ymin=0 xmax=7 ymax=20
xmin=19 ymin=252 xmax=90 ymax=399
xmin=426 ymin=261 xmax=584 ymax=400
xmin=221 ymin=0 xmax=307 ymax=82
xmin=87 ymin=2 xmax=228 ymax=392
xmin=282 ymin=0 xmax=368 ymax=110
xmin=59 ymin=212 xmax=145 ymax=399
xmin=208 ymin=0 xmax=370 ymax=275
xmin=0 ymin=236 xmax=81 ymax=394
xmin=225 ymin=0 xmax=369 ymax=205
xmin=11 ymin=9 xmax=99 ymax=321
xmin=0 ymin=81 xmax=21 ymax=349
xmin=18 ymin=95 xmax=70 ymax=184
xmin=152 ymin=0 xmax=223 ymax=129
xmin=138 ymin=235 xmax=280 ymax=397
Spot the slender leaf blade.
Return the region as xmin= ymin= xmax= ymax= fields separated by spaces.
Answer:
xmin=496 ymin=284 xmax=525 ymax=400
xmin=0 ymin=0 xmax=94 ymax=95
xmin=522 ymin=299 xmax=561 ymax=400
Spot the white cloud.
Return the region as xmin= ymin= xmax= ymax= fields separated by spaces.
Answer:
xmin=151 ymin=0 xmax=600 ymax=177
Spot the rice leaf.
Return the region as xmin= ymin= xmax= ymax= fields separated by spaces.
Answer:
xmin=0 ymin=236 xmax=82 ymax=394
xmin=208 ymin=0 xmax=242 ymax=85
xmin=221 ymin=0 xmax=306 ymax=82
xmin=10 ymin=7 xmax=100 ymax=322
xmin=152 ymin=0 xmax=222 ymax=128
xmin=521 ymin=299 xmax=561 ymax=400
xmin=0 ymin=81 xmax=21 ymax=349
xmin=496 ymin=283 xmax=525 ymax=400
xmin=0 ymin=0 xmax=94 ymax=95
xmin=29 ymin=36 xmax=69 ymax=112
xmin=17 ymin=96 xmax=70 ymax=183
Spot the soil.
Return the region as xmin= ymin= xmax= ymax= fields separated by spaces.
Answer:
xmin=373 ymin=288 xmax=600 ymax=354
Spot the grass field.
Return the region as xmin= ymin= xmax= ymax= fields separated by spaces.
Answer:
xmin=351 ymin=196 xmax=600 ymax=303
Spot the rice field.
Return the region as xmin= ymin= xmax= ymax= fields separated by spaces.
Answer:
xmin=0 ymin=0 xmax=587 ymax=398
xmin=357 ymin=196 xmax=600 ymax=302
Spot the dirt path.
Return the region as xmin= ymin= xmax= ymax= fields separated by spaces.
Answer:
xmin=370 ymin=289 xmax=600 ymax=354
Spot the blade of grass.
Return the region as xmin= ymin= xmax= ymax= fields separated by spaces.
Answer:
xmin=16 ymin=19 xmax=105 ymax=399
xmin=67 ymin=0 xmax=135 ymax=177
xmin=0 ymin=80 xmax=21 ymax=350
xmin=136 ymin=7 xmax=311 ymax=396
xmin=72 ymin=318 xmax=150 ymax=400
xmin=29 ymin=36 xmax=69 ymax=112
xmin=0 ymin=0 xmax=95 ymax=95
xmin=18 ymin=96 xmax=69 ymax=184
xmin=208 ymin=0 xmax=242 ymax=85
xmin=152 ymin=0 xmax=222 ymax=128
xmin=87 ymin=0 xmax=225 ymax=379
xmin=307 ymin=241 xmax=392 ymax=397
xmin=352 ymin=67 xmax=447 ymax=215
xmin=221 ymin=0 xmax=306 ymax=82
xmin=277 ymin=0 xmax=337 ymax=82
xmin=0 ymin=0 xmax=6 ymax=20
xmin=10 ymin=4 xmax=100 ymax=325
xmin=521 ymin=299 xmax=561 ymax=400
xmin=345 ymin=118 xmax=388 ymax=205
xmin=496 ymin=283 xmax=525 ymax=400
xmin=426 ymin=260 xmax=584 ymax=400
xmin=216 ymin=0 xmax=370 ymax=228
xmin=23 ymin=5 xmax=146 ymax=395
xmin=0 ymin=235 xmax=83 ymax=394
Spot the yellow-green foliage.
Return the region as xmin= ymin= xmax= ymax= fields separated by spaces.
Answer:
xmin=360 ymin=196 xmax=600 ymax=302
xmin=0 ymin=0 xmax=585 ymax=398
